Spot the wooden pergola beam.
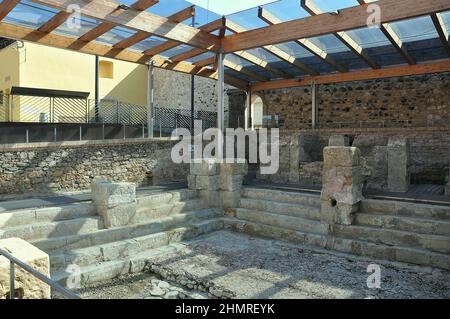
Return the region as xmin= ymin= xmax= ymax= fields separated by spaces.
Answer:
xmin=301 ymin=0 xmax=379 ymax=69
xmin=251 ymin=60 xmax=450 ymax=92
xmin=30 ymin=0 xmax=221 ymax=51
xmin=225 ymin=19 xmax=318 ymax=76
xmin=113 ymin=6 xmax=195 ymax=50
xmin=357 ymin=0 xmax=415 ymax=65
xmin=78 ymin=0 xmax=159 ymax=43
xmin=0 ymin=0 xmax=20 ymax=22
xmin=431 ymin=13 xmax=450 ymax=58
xmin=222 ymin=0 xmax=450 ymax=54
xmin=37 ymin=11 xmax=72 ymax=33
xmin=258 ymin=7 xmax=347 ymax=73
xmin=143 ymin=18 xmax=225 ymax=57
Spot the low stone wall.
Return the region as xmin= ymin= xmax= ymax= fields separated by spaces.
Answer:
xmin=0 ymin=138 xmax=188 ymax=198
xmin=257 ymin=128 xmax=450 ymax=189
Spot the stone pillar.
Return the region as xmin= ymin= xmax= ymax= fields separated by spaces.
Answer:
xmin=321 ymin=147 xmax=363 ymax=226
xmin=445 ymin=165 xmax=450 ymax=196
xmin=188 ymin=159 xmax=247 ymax=208
xmin=329 ymin=135 xmax=350 ymax=146
xmin=288 ymin=134 xmax=300 ymax=183
xmin=92 ymin=179 xmax=137 ymax=228
xmin=387 ymin=137 xmax=410 ymax=192
xmin=0 ymin=238 xmax=50 ymax=299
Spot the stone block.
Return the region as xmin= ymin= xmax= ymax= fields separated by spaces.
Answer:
xmin=198 ymin=190 xmax=221 ymax=207
xmin=219 ymin=174 xmax=244 ymax=192
xmin=190 ymin=160 xmax=219 ymax=176
xmin=323 ymin=147 xmax=360 ymax=168
xmin=221 ymin=191 xmax=241 ymax=209
xmin=328 ymin=135 xmax=350 ymax=147
xmin=387 ymin=137 xmax=409 ymax=192
xmin=187 ymin=174 xmax=196 ymax=190
xmin=0 ymin=238 xmax=50 ymax=299
xmin=220 ymin=161 xmax=248 ymax=176
xmin=195 ymin=175 xmax=219 ymax=191
xmin=97 ymin=202 xmax=137 ymax=228
xmin=92 ymin=180 xmax=136 ymax=208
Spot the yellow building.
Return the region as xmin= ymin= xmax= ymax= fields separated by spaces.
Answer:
xmin=0 ymin=41 xmax=149 ymax=122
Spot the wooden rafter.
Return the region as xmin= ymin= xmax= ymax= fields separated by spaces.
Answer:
xmin=30 ymin=0 xmax=220 ymax=51
xmin=79 ymin=0 xmax=159 ymax=43
xmin=37 ymin=11 xmax=72 ymax=33
xmin=143 ymin=18 xmax=225 ymax=57
xmin=113 ymin=6 xmax=195 ymax=50
xmin=0 ymin=0 xmax=20 ymax=22
xmin=195 ymin=56 xmax=269 ymax=82
xmin=221 ymin=0 xmax=450 ymax=54
xmin=0 ymin=21 xmax=247 ymax=89
xmin=251 ymin=60 xmax=450 ymax=92
xmin=301 ymin=0 xmax=379 ymax=69
xmin=233 ymin=50 xmax=293 ymax=79
xmin=357 ymin=0 xmax=415 ymax=65
xmin=431 ymin=13 xmax=450 ymax=58
xmin=225 ymin=19 xmax=318 ymax=76
xmin=258 ymin=7 xmax=347 ymax=73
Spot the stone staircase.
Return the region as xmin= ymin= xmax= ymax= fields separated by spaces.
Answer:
xmin=224 ymin=187 xmax=450 ymax=270
xmin=0 ymin=189 xmax=223 ymax=288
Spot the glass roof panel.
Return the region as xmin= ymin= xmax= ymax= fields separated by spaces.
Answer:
xmin=96 ymin=27 xmax=137 ymax=46
xmin=187 ymin=52 xmax=215 ymax=63
xmin=130 ymin=36 xmax=169 ymax=52
xmin=441 ymin=11 xmax=450 ymax=33
xmin=406 ymin=38 xmax=449 ymax=63
xmin=160 ymin=45 xmax=195 ymax=58
xmin=389 ymin=16 xmax=439 ymax=42
xmin=305 ymin=34 xmax=350 ymax=54
xmin=345 ymin=27 xmax=391 ymax=48
xmin=4 ymin=0 xmax=58 ymax=29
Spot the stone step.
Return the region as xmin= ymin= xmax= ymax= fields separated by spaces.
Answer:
xmin=233 ymin=208 xmax=328 ymax=235
xmin=242 ymin=188 xmax=321 ymax=207
xmin=33 ymin=209 xmax=223 ymax=253
xmin=50 ymin=218 xmax=223 ymax=272
xmin=132 ymin=199 xmax=210 ymax=224
xmin=136 ymin=189 xmax=197 ymax=208
xmin=0 ymin=217 xmax=103 ymax=241
xmin=355 ymin=213 xmax=450 ymax=237
xmin=51 ymin=229 xmax=215 ymax=288
xmin=361 ymin=199 xmax=450 ymax=220
xmin=0 ymin=203 xmax=96 ymax=228
xmin=239 ymin=198 xmax=321 ymax=221
xmin=333 ymin=225 xmax=450 ymax=255
xmin=223 ymin=217 xmax=450 ymax=270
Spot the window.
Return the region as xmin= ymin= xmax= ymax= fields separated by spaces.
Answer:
xmin=251 ymin=96 xmax=263 ymax=128
xmin=99 ymin=61 xmax=114 ymax=79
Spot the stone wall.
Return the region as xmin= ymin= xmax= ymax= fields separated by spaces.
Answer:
xmin=256 ymin=128 xmax=450 ymax=189
xmin=0 ymin=138 xmax=188 ymax=198
xmin=260 ymin=72 xmax=450 ymax=129
xmin=154 ymin=68 xmax=231 ymax=125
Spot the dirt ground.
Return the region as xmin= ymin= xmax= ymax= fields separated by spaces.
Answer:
xmin=79 ymin=231 xmax=450 ymax=299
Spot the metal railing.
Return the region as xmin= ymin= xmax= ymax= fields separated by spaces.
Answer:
xmin=0 ymin=247 xmax=80 ymax=299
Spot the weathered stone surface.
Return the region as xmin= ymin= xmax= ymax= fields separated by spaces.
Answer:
xmin=387 ymin=137 xmax=410 ymax=192
xmin=321 ymin=146 xmax=363 ymax=226
xmin=195 ymin=175 xmax=219 ymax=191
xmin=92 ymin=180 xmax=137 ymax=228
xmin=92 ymin=180 xmax=136 ymax=208
xmin=0 ymin=139 xmax=188 ymax=198
xmin=329 ymin=135 xmax=350 ymax=146
xmin=190 ymin=160 xmax=219 ymax=176
xmin=446 ymin=166 xmax=450 ymax=196
xmin=0 ymin=238 xmax=50 ymax=299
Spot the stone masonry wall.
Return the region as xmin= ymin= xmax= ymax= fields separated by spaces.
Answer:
xmin=260 ymin=72 xmax=450 ymax=129
xmin=258 ymin=129 xmax=450 ymax=189
xmin=0 ymin=139 xmax=188 ymax=198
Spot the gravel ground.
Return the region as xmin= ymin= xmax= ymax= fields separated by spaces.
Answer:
xmin=78 ymin=231 xmax=450 ymax=299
